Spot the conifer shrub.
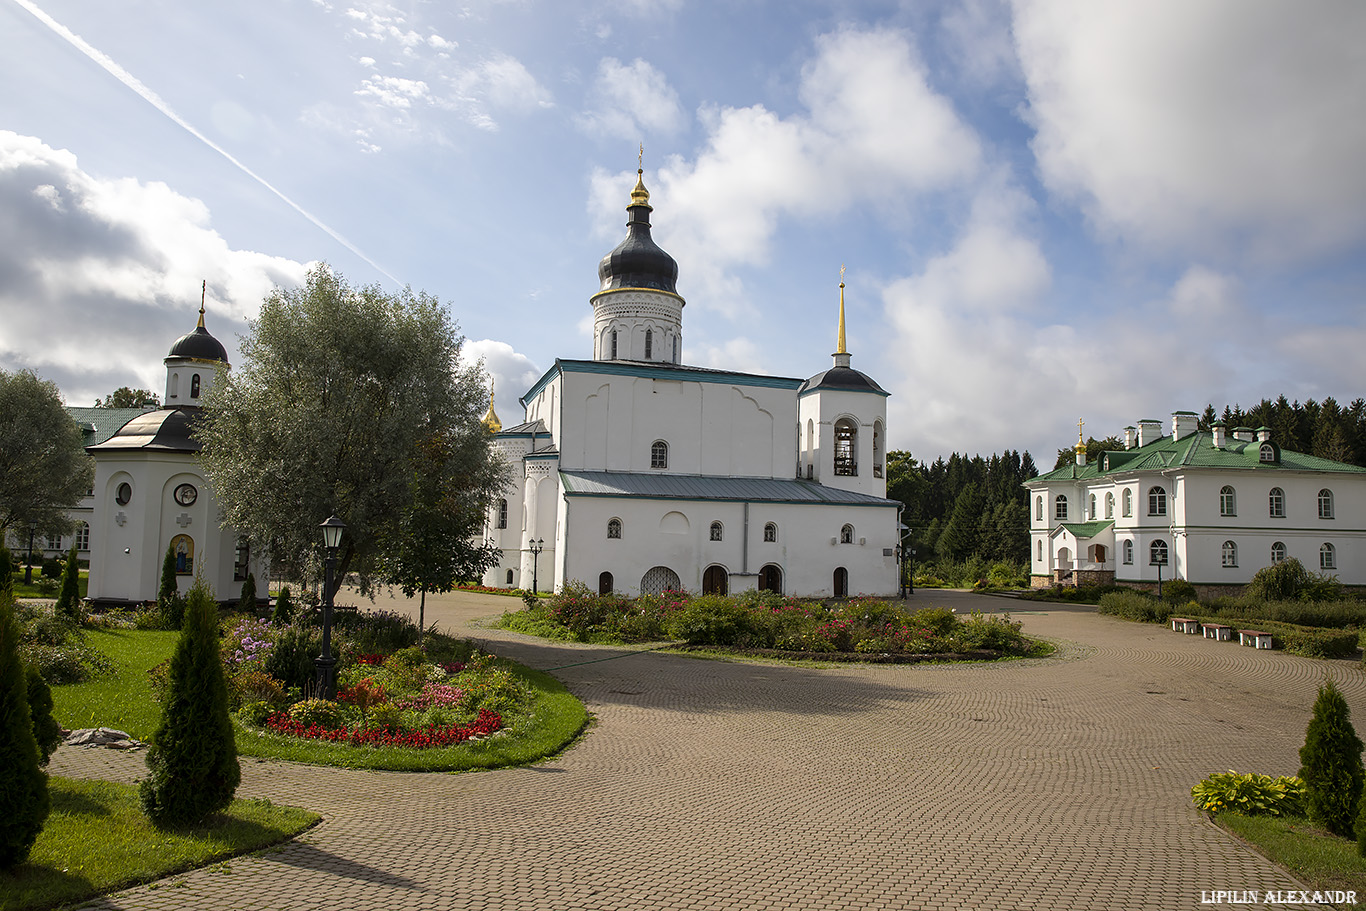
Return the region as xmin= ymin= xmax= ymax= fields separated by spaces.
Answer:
xmin=1298 ymin=678 xmax=1365 ymax=838
xmin=157 ymin=543 xmax=185 ymax=630
xmin=0 ymin=594 xmax=49 ymax=869
xmin=25 ymin=664 xmax=61 ymax=766
xmin=54 ymin=545 xmax=82 ymax=625
xmin=0 ymin=544 xmax=12 ymax=596
xmin=140 ymin=579 xmax=240 ymax=826
xmin=239 ymin=572 xmax=257 ymax=613
xmin=272 ymin=586 xmax=293 ymax=624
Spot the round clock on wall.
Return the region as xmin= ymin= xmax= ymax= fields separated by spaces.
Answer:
xmin=174 ymin=483 xmax=198 ymax=506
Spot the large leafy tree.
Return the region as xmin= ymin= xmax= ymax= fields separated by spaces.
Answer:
xmin=197 ymin=265 xmax=505 ymax=599
xmin=0 ymin=369 xmax=94 ymax=537
xmin=95 ymin=387 xmax=159 ymax=408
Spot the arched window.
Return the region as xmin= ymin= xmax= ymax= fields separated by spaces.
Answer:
xmin=763 ymin=522 xmax=777 ymax=543
xmin=1036 ymin=496 xmax=1043 ymax=522
xmin=233 ymin=537 xmax=251 ymax=582
xmin=840 ymin=524 xmax=854 ymax=544
xmin=805 ymin=419 xmax=814 ymax=479
xmin=834 ymin=419 xmax=858 ymax=475
xmin=169 ymin=372 xmax=179 ymax=399
xmin=190 ymin=373 xmax=201 ymax=398
xmin=872 ymin=421 xmax=884 ymax=478
xmin=644 ymin=328 xmax=653 ymax=359
xmin=1148 ymin=486 xmax=1166 ymax=516
xmin=1271 ymin=542 xmax=1286 ymax=564
xmin=1036 ymin=539 xmax=1043 ymax=561
xmin=672 ymin=335 xmax=678 ymax=363
xmin=1122 ymin=488 xmax=1133 ymax=517
xmin=709 ymin=521 xmax=723 ymax=542
xmin=1150 ymin=540 xmax=1168 ymax=565
xmin=506 ymin=569 xmax=514 ymax=586
xmin=599 ymin=571 xmax=613 ymax=594
xmin=496 ymin=498 xmax=508 ymax=529
xmin=651 ymin=440 xmax=668 ymax=469
xmin=833 ymin=567 xmax=849 ymax=598
xmin=641 ymin=565 xmax=682 ymax=595
xmin=1221 ymin=540 xmax=1237 ymax=568
xmin=1054 ymin=495 xmax=1068 ymax=520
xmin=1105 ymin=492 xmax=1114 ymax=519
xmin=75 ymin=522 xmax=90 ymax=552
xmin=1259 ymin=443 xmax=1276 ymax=463
xmin=1269 ymin=487 xmax=1285 ymax=518
xmin=610 ymin=330 xmax=618 ymax=359
xmin=1321 ymin=543 xmax=1336 ymax=571
xmin=607 ymin=518 xmax=622 ymax=539
xmin=1319 ymin=489 xmax=1335 ymax=519
xmin=1122 ymin=540 xmax=1133 ymax=564
xmin=1220 ymin=486 xmax=1236 ymax=517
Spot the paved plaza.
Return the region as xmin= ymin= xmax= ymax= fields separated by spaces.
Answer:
xmin=50 ymin=589 xmax=1366 ymax=910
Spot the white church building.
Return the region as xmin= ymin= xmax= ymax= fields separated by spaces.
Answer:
xmin=1026 ymin=412 xmax=1366 ymax=589
xmin=479 ymin=170 xmax=902 ymax=598
xmin=86 ymin=305 xmax=267 ymax=606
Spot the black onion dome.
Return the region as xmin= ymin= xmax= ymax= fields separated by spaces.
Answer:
xmin=168 ymin=324 xmax=228 ymax=362
xmin=597 ymin=171 xmax=679 ymax=295
xmin=89 ymin=408 xmax=203 ymax=453
xmin=799 ymin=366 xmax=888 ymax=396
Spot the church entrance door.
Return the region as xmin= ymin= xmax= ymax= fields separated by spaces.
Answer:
xmin=758 ymin=564 xmax=783 ymax=594
xmin=702 ymin=565 xmax=728 ymax=595
xmin=833 ymin=567 xmax=848 ymax=598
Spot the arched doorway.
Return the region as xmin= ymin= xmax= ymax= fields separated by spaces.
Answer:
xmin=702 ymin=565 xmax=728 ymax=595
xmin=599 ymin=571 xmax=613 ymax=595
xmin=833 ymin=567 xmax=848 ymax=598
xmin=641 ymin=565 xmax=682 ymax=596
xmin=758 ymin=564 xmax=783 ymax=594
xmin=1088 ymin=544 xmax=1107 ymax=564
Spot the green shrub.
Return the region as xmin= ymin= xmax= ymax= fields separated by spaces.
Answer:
xmin=140 ymin=578 xmax=241 ymax=826
xmin=956 ymin=612 xmax=1027 ymax=651
xmin=157 ymin=545 xmax=184 ymax=630
xmin=1191 ymin=771 xmax=1305 ymax=816
xmin=367 ymin=703 xmax=404 ymax=730
xmin=288 ymin=698 xmax=347 ymax=729
xmin=1163 ymin=578 xmax=1198 ymax=606
xmin=263 ymin=622 xmax=323 ymax=692
xmin=911 ymin=607 xmax=958 ymax=637
xmin=230 ymin=668 xmax=286 ymax=710
xmin=0 ymin=594 xmax=49 ymax=869
xmin=0 ymin=545 xmax=11 ymax=597
xmin=236 ymin=700 xmax=274 ymax=727
xmin=54 ymin=546 xmax=82 ymax=625
xmin=272 ymin=587 xmax=294 ymax=624
xmin=1247 ymin=558 xmax=1342 ymax=603
xmin=1097 ymin=590 xmax=1172 ymax=623
xmin=664 ymin=595 xmax=749 ymax=646
xmin=1278 ymin=627 xmax=1360 ymax=660
xmin=239 ymin=572 xmax=258 ymax=613
xmin=1298 ymin=678 xmax=1365 ymax=838
xmin=24 ymin=664 xmax=61 ymax=766
xmin=40 ymin=556 xmax=62 ymax=579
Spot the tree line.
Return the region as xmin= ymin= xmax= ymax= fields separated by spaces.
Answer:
xmin=886 ymin=450 xmax=1037 ymax=565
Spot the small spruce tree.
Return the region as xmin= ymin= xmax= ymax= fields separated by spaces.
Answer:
xmin=25 ymin=665 xmax=61 ymax=766
xmin=0 ymin=594 xmax=49 ymax=868
xmin=272 ymin=586 xmax=293 ymax=625
xmin=239 ymin=572 xmax=257 ymax=614
xmin=1299 ymin=677 xmax=1365 ymax=837
xmin=140 ymin=578 xmax=240 ymax=826
xmin=54 ymin=545 xmax=81 ymax=625
xmin=158 ymin=544 xmax=185 ymax=630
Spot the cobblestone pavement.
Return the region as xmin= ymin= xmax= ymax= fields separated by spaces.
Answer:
xmin=49 ymin=590 xmax=1366 ymax=911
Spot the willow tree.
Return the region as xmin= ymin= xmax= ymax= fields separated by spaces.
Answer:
xmin=197 ymin=265 xmax=505 ymax=600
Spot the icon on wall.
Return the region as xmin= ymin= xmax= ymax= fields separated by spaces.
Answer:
xmin=171 ymin=534 xmax=194 ymax=575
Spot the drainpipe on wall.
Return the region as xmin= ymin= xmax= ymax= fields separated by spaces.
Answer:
xmin=742 ymin=501 xmax=750 ymax=574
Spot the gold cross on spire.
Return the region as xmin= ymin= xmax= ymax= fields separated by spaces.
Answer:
xmin=836 ymin=264 xmax=848 ymax=355
xmin=638 ymin=142 xmax=643 ymax=169
xmin=198 ymin=279 xmax=206 ymax=329
xmin=1075 ymin=417 xmax=1087 ymax=452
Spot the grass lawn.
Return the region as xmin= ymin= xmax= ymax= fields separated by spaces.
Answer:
xmin=1217 ymin=812 xmax=1366 ymax=900
xmin=9 ymin=570 xmax=89 ymax=601
xmin=0 ymin=777 xmax=318 ymax=911
xmin=51 ymin=628 xmax=589 ymax=772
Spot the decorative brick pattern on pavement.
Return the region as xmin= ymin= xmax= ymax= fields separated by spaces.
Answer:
xmin=49 ymin=590 xmax=1363 ymax=911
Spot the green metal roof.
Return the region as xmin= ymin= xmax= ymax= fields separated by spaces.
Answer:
xmin=67 ymin=406 xmax=155 ymax=447
xmin=1059 ymin=520 xmax=1114 ymax=539
xmin=1029 ymin=431 xmax=1366 ymax=484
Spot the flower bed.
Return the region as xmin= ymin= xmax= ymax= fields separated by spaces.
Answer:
xmin=265 ymin=707 xmax=503 ymax=748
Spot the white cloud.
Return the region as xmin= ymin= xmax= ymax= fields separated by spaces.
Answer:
xmin=0 ymin=132 xmax=309 ymax=405
xmin=939 ymin=0 xmax=1021 ymax=88
xmin=460 ymin=339 xmax=542 ymax=409
xmin=588 ymin=27 xmax=981 ymax=306
xmin=355 ymin=74 xmax=431 ymax=110
xmin=694 ymin=337 xmax=768 ymax=375
xmin=1012 ymin=0 xmax=1366 ymax=263
xmin=577 ymin=57 xmax=684 ymax=139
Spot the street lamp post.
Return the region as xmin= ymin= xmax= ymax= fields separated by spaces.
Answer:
xmin=25 ymin=520 xmax=37 ymax=584
xmin=528 ymin=538 xmax=545 ymax=596
xmin=908 ymin=549 xmax=916 ymax=596
xmin=317 ymin=515 xmax=346 ymax=701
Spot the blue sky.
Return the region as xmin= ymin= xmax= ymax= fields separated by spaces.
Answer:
xmin=1 ymin=0 xmax=1363 ymax=464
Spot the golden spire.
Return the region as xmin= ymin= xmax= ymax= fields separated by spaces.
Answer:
xmin=836 ymin=264 xmax=847 ymax=355
xmin=1075 ymin=417 xmax=1087 ymax=453
xmin=481 ymin=382 xmax=502 ymax=433
xmin=630 ymin=143 xmax=651 ymax=208
xmin=198 ymin=279 xmax=207 ymax=329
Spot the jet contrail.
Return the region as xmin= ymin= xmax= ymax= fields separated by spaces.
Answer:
xmin=12 ymin=0 xmax=401 ymax=285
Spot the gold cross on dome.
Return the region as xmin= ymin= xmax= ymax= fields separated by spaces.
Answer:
xmin=1077 ymin=418 xmax=1085 ymax=444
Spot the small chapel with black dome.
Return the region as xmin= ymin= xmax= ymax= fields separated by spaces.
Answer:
xmin=478 ymin=168 xmax=900 ymax=598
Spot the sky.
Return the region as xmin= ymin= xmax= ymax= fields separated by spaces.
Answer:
xmin=1 ymin=0 xmax=1363 ymax=466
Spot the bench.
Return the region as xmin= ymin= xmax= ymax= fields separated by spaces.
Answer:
xmin=1239 ymin=629 xmax=1273 ymax=649
xmin=1170 ymin=617 xmax=1201 ymax=634
xmin=1202 ymin=623 xmax=1233 ymax=641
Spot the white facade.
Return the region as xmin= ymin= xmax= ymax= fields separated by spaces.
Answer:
xmin=86 ymin=310 xmax=267 ymax=605
xmin=1026 ymin=413 xmax=1366 ymax=587
xmin=479 ymin=174 xmax=900 ymax=598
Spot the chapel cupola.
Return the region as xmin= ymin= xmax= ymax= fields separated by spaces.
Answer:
xmin=481 ymin=383 xmax=502 ymax=433
xmin=164 ymin=282 xmax=229 ymax=407
xmin=590 ymin=156 xmax=685 ymax=364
